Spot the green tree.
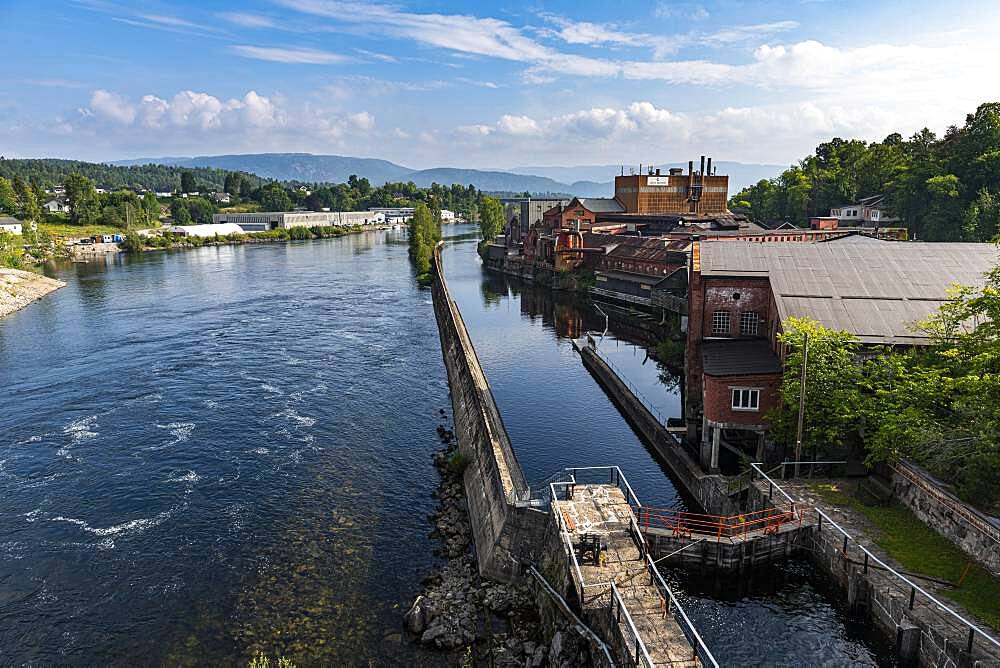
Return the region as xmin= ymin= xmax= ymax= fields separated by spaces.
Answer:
xmin=64 ymin=172 xmax=101 ymax=225
xmin=258 ymin=182 xmax=292 ymax=212
xmin=12 ymin=176 xmax=40 ymax=221
xmin=0 ymin=177 xmax=16 ymax=214
xmin=224 ymin=172 xmax=243 ymax=197
xmin=170 ymin=199 xmax=193 ymax=224
xmin=180 ymin=171 xmax=197 ymax=193
xmin=407 ymin=202 xmax=440 ymax=277
xmin=142 ymin=192 xmax=160 ymax=226
xmin=768 ymin=317 xmax=864 ymax=459
xmin=479 ymin=196 xmax=504 ymax=242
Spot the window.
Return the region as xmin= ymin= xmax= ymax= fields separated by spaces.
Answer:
xmin=711 ymin=311 xmax=730 ymax=335
xmin=740 ymin=311 xmax=760 ymax=336
xmin=731 ymin=388 xmax=760 ymax=411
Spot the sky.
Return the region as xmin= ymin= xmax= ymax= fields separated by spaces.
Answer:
xmin=2 ymin=0 xmax=1000 ymax=170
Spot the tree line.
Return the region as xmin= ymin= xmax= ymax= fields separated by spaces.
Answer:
xmin=729 ymin=102 xmax=1000 ymax=241
xmin=0 ymin=158 xmax=265 ymax=193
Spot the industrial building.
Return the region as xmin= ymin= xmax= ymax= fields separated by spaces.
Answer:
xmin=212 ymin=211 xmax=386 ymax=231
xmin=169 ymin=223 xmax=245 ymax=237
xmin=684 ymin=237 xmax=999 ymax=472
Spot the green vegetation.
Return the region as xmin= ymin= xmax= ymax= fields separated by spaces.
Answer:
xmin=0 ymin=157 xmax=264 ymax=193
xmin=770 ymin=271 xmax=1000 ymax=513
xmin=446 ymin=450 xmax=469 ymax=475
xmin=730 ymin=102 xmax=1000 ymax=241
xmin=0 ymin=230 xmax=24 ymax=268
xmin=810 ymin=482 xmax=1000 ymax=629
xmin=248 ymin=650 xmax=295 ymax=668
xmin=478 ymin=195 xmax=504 ymax=243
xmin=407 ymin=202 xmax=441 ymax=283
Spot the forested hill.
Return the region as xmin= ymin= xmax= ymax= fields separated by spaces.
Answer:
xmin=0 ymin=158 xmax=266 ymax=192
xmin=729 ymin=102 xmax=1000 ymax=242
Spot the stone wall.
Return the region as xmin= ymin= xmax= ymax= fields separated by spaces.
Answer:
xmin=431 ymin=243 xmax=548 ymax=582
xmin=891 ymin=461 xmax=1000 ymax=576
xmin=577 ymin=341 xmax=737 ymax=516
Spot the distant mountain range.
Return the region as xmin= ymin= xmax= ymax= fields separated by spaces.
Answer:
xmin=111 ymin=153 xmax=783 ymax=197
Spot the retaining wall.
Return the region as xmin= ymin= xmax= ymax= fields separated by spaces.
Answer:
xmin=576 ymin=341 xmax=737 ymax=516
xmin=431 ymin=243 xmax=548 ymax=582
xmin=891 ymin=462 xmax=1000 ymax=576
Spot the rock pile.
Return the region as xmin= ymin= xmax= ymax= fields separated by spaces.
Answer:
xmin=404 ymin=411 xmax=548 ymax=664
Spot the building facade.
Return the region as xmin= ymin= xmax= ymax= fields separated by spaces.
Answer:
xmin=614 ymin=157 xmax=728 ymax=215
xmin=213 ymin=211 xmax=386 ymax=231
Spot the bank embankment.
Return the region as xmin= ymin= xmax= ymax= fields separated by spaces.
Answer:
xmin=0 ymin=268 xmax=65 ymax=319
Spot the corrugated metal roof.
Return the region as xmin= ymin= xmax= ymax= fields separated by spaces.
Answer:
xmin=575 ymin=198 xmax=625 ymax=213
xmin=702 ymin=339 xmax=781 ymax=376
xmin=700 ymin=239 xmax=1000 ymax=343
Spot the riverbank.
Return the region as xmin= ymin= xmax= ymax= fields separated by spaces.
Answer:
xmin=0 ymin=268 xmax=65 ymax=319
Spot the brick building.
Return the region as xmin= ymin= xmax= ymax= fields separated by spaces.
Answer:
xmin=685 ymin=236 xmax=999 ymax=473
xmin=614 ymin=157 xmax=728 ymax=215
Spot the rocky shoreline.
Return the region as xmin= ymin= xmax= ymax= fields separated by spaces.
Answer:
xmin=0 ymin=268 xmax=65 ymax=319
xmin=402 ymin=411 xmax=596 ymax=666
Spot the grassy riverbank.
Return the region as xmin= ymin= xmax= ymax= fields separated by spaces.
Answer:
xmin=810 ymin=481 xmax=1000 ymax=629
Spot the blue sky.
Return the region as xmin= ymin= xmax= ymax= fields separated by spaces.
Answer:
xmin=2 ymin=0 xmax=999 ymax=169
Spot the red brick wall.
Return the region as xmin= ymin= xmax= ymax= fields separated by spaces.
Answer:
xmin=703 ymin=373 xmax=781 ymax=426
xmin=701 ymin=278 xmax=773 ymax=338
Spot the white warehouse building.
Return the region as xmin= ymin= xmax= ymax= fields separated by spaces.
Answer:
xmin=212 ymin=211 xmax=386 ymax=231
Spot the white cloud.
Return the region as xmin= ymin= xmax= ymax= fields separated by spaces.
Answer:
xmin=68 ymin=88 xmax=374 ymax=153
xmin=89 ymin=89 xmax=136 ymax=124
xmin=230 ymin=45 xmax=350 ymax=64
xmin=218 ymin=12 xmax=278 ymax=29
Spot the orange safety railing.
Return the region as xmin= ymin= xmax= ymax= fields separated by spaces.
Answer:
xmin=636 ymin=505 xmax=807 ymax=542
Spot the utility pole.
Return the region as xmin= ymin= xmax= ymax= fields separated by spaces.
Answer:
xmin=794 ymin=332 xmax=809 ymax=476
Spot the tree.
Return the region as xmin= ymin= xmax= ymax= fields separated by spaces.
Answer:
xmin=64 ymin=172 xmax=101 ymax=226
xmin=224 ymin=172 xmax=242 ymax=197
xmin=170 ymin=199 xmax=193 ymax=224
xmin=12 ymin=176 xmax=40 ymax=221
xmin=408 ymin=202 xmax=440 ymax=277
xmin=0 ymin=177 xmax=16 ymax=214
xmin=180 ymin=171 xmax=197 ymax=193
xmin=258 ymin=182 xmax=292 ymax=212
xmin=142 ymin=192 xmax=160 ymax=226
xmin=479 ymin=196 xmax=504 ymax=242
xmin=767 ymin=317 xmax=864 ymax=459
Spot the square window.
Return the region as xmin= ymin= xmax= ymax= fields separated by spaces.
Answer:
xmin=731 ymin=388 xmax=760 ymax=411
xmin=740 ymin=311 xmax=760 ymax=336
xmin=711 ymin=311 xmax=730 ymax=335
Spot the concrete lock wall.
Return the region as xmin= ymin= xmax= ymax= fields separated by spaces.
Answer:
xmin=430 ymin=243 xmax=548 ymax=582
xmin=577 ymin=342 xmax=737 ymax=516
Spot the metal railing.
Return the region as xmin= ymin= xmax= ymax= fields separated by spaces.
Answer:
xmin=892 ymin=461 xmax=1000 ymax=548
xmin=814 ymin=507 xmax=1000 ymax=660
xmin=550 ymin=467 xmax=719 ymax=668
xmin=610 ymin=582 xmax=655 ymax=668
xmin=584 ymin=342 xmax=671 ymax=428
xmin=637 ymin=505 xmax=805 ymax=543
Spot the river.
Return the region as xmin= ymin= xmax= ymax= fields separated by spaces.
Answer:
xmin=0 ymin=225 xmax=890 ymax=665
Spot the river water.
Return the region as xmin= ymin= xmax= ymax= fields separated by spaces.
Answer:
xmin=0 ymin=225 xmax=890 ymax=665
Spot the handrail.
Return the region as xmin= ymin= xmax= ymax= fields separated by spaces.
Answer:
xmin=526 ymin=565 xmax=617 ymax=668
xmin=892 ymin=461 xmax=1000 ymax=547
xmin=750 ymin=462 xmax=796 ymax=505
xmin=583 ymin=342 xmax=671 ymax=428
xmin=645 ymin=554 xmax=720 ymax=668
xmin=610 ymin=582 xmax=655 ymax=668
xmin=814 ymin=506 xmax=1000 ymax=654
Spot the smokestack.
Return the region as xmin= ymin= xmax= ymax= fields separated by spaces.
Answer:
xmin=655 ymin=168 xmax=661 ymax=176
xmin=700 ymin=155 xmax=706 ymax=176
xmin=707 ymin=157 xmax=712 ymax=176
xmin=688 ymin=160 xmax=694 ymax=175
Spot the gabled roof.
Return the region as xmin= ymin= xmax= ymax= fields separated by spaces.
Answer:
xmin=0 ymin=216 xmax=23 ymax=225
xmin=698 ymin=239 xmax=999 ymax=345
